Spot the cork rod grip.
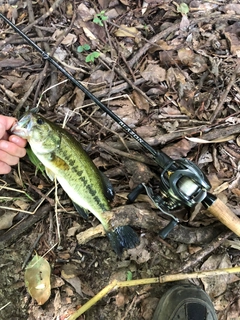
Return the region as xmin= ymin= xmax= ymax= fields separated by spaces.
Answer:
xmin=207 ymin=198 xmax=240 ymax=237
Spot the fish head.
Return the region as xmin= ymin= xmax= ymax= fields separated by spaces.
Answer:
xmin=12 ymin=112 xmax=60 ymax=154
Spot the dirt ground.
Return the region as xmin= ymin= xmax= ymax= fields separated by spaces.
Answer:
xmin=0 ymin=0 xmax=240 ymax=319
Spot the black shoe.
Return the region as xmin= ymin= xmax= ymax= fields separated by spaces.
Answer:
xmin=152 ymin=283 xmax=217 ymax=320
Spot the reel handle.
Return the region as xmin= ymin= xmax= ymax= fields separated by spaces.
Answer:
xmin=159 ymin=219 xmax=179 ymax=239
xmin=127 ymin=184 xmax=145 ymax=203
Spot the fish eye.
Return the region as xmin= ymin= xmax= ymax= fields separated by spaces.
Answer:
xmin=36 ymin=118 xmax=44 ymax=125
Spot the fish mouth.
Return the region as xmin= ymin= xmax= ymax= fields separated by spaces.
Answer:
xmin=11 ymin=112 xmax=33 ymax=139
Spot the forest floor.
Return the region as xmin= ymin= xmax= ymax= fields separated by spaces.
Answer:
xmin=0 ymin=0 xmax=240 ymax=319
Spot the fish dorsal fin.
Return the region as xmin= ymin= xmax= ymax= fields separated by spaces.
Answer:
xmin=99 ymin=171 xmax=115 ymax=201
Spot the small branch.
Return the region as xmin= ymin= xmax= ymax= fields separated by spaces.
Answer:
xmin=68 ymin=266 xmax=240 ymax=319
xmin=210 ymin=62 xmax=240 ymax=123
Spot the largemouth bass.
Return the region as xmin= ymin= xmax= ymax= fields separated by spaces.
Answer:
xmin=12 ymin=112 xmax=139 ymax=255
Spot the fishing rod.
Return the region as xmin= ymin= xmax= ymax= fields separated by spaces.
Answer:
xmin=1 ymin=13 xmax=240 ymax=237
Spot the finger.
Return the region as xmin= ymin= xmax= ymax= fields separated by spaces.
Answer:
xmin=0 ymin=122 xmax=8 ymax=140
xmin=0 ymin=150 xmax=20 ymax=166
xmin=9 ymin=135 xmax=27 ymax=148
xmin=0 ymin=161 xmax=11 ymax=174
xmin=0 ymin=140 xmax=26 ymax=158
xmin=0 ymin=115 xmax=17 ymax=131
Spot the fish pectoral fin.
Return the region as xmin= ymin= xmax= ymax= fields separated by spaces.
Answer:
xmin=50 ymin=153 xmax=69 ymax=171
xmin=45 ymin=167 xmax=55 ymax=181
xmin=72 ymin=202 xmax=89 ymax=220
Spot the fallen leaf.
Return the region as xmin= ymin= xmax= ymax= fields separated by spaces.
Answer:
xmin=25 ymin=254 xmax=51 ymax=305
xmin=180 ymin=14 xmax=189 ymax=31
xmin=115 ymin=25 xmax=138 ymax=37
xmin=0 ymin=210 xmax=18 ymax=230
xmin=141 ymin=64 xmax=166 ymax=83
xmin=201 ymin=254 xmax=237 ymax=299
xmin=127 ymin=238 xmax=150 ymax=264
xmin=77 ymin=3 xmax=96 ymax=22
xmin=61 ymin=33 xmax=77 ymax=46
xmin=161 ymin=139 xmax=192 ymax=159
xmin=132 ymin=90 xmax=150 ymax=113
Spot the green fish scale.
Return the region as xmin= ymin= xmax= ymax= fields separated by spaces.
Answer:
xmin=51 ymin=129 xmax=110 ymax=220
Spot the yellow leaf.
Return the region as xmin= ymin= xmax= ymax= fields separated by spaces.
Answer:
xmin=25 ymin=254 xmax=51 ymax=305
xmin=115 ymin=25 xmax=138 ymax=37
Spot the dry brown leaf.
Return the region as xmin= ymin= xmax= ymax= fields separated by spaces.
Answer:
xmin=13 ymin=199 xmax=29 ymax=210
xmin=162 ymin=121 xmax=179 ymax=133
xmin=201 ymin=254 xmax=236 ymax=299
xmin=115 ymin=25 xmax=138 ymax=37
xmin=67 ymin=222 xmax=81 ymax=237
xmin=222 ymin=3 xmax=240 ymax=14
xmin=77 ymin=3 xmax=96 ymax=22
xmin=224 ymin=22 xmax=240 ymax=57
xmin=180 ymin=14 xmax=189 ymax=31
xmin=61 ymin=33 xmax=77 ymax=46
xmin=127 ymin=238 xmax=150 ymax=264
xmin=141 ymin=64 xmax=166 ymax=83
xmin=161 ymin=139 xmax=192 ymax=159
xmin=178 ymin=48 xmax=195 ymax=66
xmin=73 ymin=86 xmax=85 ymax=109
xmin=64 ymin=277 xmax=83 ymax=297
xmin=178 ymin=48 xmax=208 ymax=73
xmin=132 ymin=90 xmax=150 ymax=113
xmin=0 ymin=211 xmax=18 ymax=230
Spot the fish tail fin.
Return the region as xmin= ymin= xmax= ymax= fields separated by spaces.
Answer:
xmin=106 ymin=226 xmax=140 ymax=256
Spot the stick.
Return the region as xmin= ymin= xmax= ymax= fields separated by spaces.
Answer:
xmin=68 ymin=266 xmax=240 ymax=319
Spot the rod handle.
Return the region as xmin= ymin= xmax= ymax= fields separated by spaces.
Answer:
xmin=203 ymin=194 xmax=240 ymax=237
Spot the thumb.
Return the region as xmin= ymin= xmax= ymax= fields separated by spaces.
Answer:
xmin=0 ymin=116 xmax=17 ymax=139
xmin=0 ymin=122 xmax=6 ymax=139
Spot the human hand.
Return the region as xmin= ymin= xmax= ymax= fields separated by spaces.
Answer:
xmin=0 ymin=115 xmax=27 ymax=174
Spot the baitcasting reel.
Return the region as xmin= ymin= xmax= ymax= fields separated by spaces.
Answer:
xmin=127 ymin=156 xmax=211 ymax=238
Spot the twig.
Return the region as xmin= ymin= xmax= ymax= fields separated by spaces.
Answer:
xmin=22 ymin=232 xmax=44 ymax=269
xmin=13 ymin=76 xmax=39 ymax=116
xmin=176 ymin=230 xmax=233 ymax=272
xmin=0 ymin=0 xmax=64 ymax=47
xmin=96 ymin=141 xmax=156 ymax=166
xmin=210 ymin=62 xmax=240 ymax=122
xmin=127 ymin=12 xmax=228 ymax=68
xmin=0 ymin=203 xmax=51 ymax=251
xmin=68 ymin=266 xmax=240 ymax=319
xmin=99 ymin=53 xmax=156 ymax=107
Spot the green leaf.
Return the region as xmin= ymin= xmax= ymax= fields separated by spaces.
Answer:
xmin=77 ymin=44 xmax=91 ymax=53
xmin=83 ymin=44 xmax=90 ymax=50
xmin=177 ymin=3 xmax=189 ymax=14
xmin=85 ymin=51 xmax=100 ymax=63
xmin=93 ymin=16 xmax=103 ymax=26
xmin=93 ymin=11 xmax=108 ymax=26
xmin=77 ymin=46 xmax=84 ymax=53
xmin=126 ymin=271 xmax=133 ymax=281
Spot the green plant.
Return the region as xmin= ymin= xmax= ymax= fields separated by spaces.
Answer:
xmin=126 ymin=271 xmax=133 ymax=281
xmin=85 ymin=51 xmax=100 ymax=63
xmin=175 ymin=2 xmax=189 ymax=15
xmin=93 ymin=10 xmax=108 ymax=26
xmin=77 ymin=44 xmax=91 ymax=53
